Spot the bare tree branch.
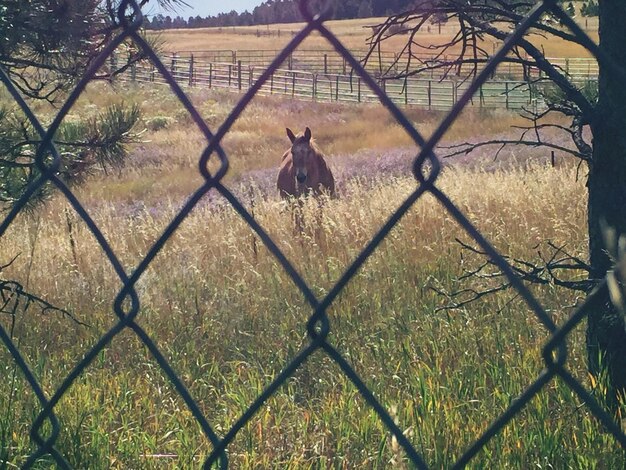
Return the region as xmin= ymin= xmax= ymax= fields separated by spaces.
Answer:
xmin=0 ymin=255 xmax=87 ymax=326
xmin=431 ymin=238 xmax=594 ymax=312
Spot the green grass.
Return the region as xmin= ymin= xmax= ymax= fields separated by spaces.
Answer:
xmin=0 ymin=83 xmax=624 ymax=468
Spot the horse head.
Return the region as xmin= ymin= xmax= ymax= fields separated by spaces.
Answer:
xmin=286 ymin=127 xmax=315 ymax=186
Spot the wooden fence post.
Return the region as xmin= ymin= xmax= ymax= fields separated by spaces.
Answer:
xmin=329 ymin=77 xmax=332 ymax=102
xmin=427 ymin=80 xmax=432 ymax=109
xmin=479 ymin=83 xmax=484 ymax=108
xmin=170 ymin=53 xmax=177 ymax=77
xmin=208 ymin=62 xmax=212 ymax=88
xmin=405 ymin=79 xmax=409 ymax=105
xmin=188 ymin=54 xmax=194 ymax=87
xmin=312 ymin=73 xmax=317 ymax=101
xmin=505 ymin=81 xmax=510 ymax=109
xmin=238 ymin=60 xmax=242 ymax=91
xmin=335 ymin=76 xmax=340 ymax=101
xmin=324 ymin=54 xmax=328 ymax=74
xmin=450 ymin=81 xmax=454 ymax=106
xmin=357 ymin=76 xmax=361 ymax=102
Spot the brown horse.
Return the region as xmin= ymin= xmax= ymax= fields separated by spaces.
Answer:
xmin=277 ymin=127 xmax=335 ymax=199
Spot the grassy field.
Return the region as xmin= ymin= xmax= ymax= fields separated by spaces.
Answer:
xmin=1 ymin=76 xmax=624 ymax=468
xmin=152 ymin=15 xmax=598 ymax=58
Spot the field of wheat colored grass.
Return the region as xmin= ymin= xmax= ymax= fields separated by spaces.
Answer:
xmin=0 ymin=77 xmax=623 ymax=469
xmin=153 ymin=15 xmax=597 ymax=58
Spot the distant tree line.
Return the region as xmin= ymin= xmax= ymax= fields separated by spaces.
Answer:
xmin=145 ymin=0 xmax=600 ymax=31
xmin=145 ymin=0 xmax=418 ymax=30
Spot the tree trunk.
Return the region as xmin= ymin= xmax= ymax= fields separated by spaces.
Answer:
xmin=586 ymin=1 xmax=626 ymax=403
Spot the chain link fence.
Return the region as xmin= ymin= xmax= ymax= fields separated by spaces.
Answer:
xmin=1 ymin=0 xmax=625 ymax=468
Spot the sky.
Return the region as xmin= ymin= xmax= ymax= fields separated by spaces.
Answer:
xmin=147 ymin=0 xmax=264 ymax=19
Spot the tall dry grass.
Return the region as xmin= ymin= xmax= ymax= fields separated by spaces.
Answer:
xmin=0 ymin=81 xmax=621 ymax=468
xmin=152 ymin=15 xmax=597 ymax=58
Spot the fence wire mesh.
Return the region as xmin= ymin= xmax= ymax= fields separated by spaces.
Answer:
xmin=1 ymin=0 xmax=625 ymax=468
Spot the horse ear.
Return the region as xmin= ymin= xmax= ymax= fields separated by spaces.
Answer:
xmin=304 ymin=127 xmax=312 ymax=141
xmin=286 ymin=128 xmax=296 ymax=143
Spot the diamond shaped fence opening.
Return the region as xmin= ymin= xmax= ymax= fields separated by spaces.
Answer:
xmin=1 ymin=0 xmax=625 ymax=468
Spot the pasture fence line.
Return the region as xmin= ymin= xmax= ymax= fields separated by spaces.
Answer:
xmin=118 ymin=53 xmax=541 ymax=111
xmin=168 ymin=48 xmax=600 ymax=80
xmin=2 ymin=0 xmax=625 ymax=468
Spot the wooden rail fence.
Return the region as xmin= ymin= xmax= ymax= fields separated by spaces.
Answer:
xmin=119 ymin=54 xmax=547 ymax=111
